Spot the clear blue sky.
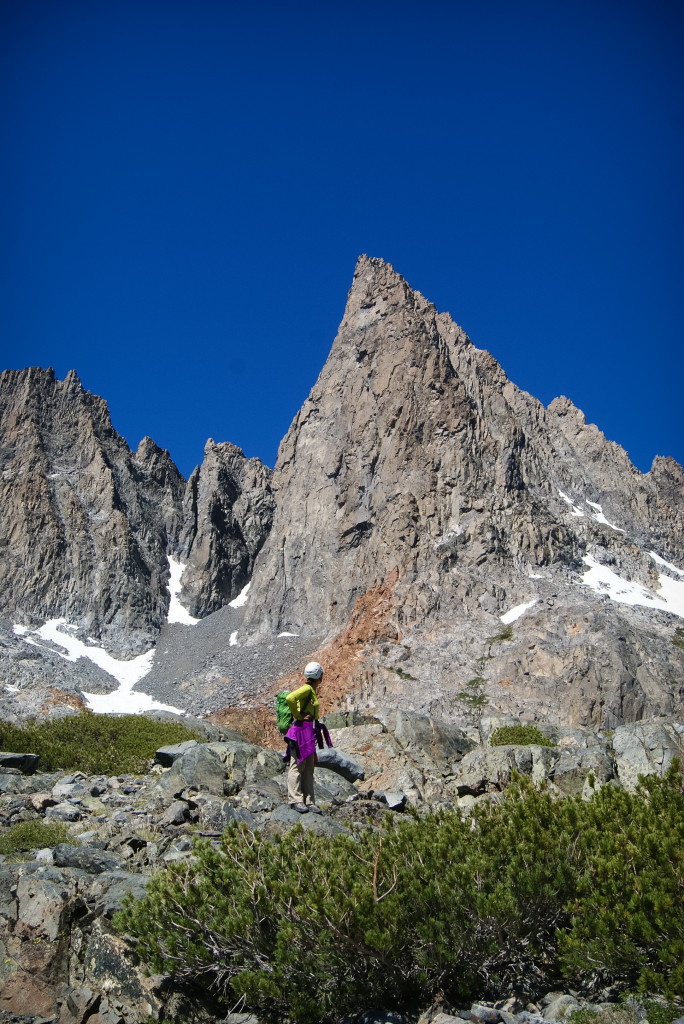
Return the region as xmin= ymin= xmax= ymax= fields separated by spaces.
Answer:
xmin=2 ymin=0 xmax=682 ymax=479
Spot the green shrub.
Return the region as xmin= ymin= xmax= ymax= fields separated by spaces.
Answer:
xmin=486 ymin=625 xmax=513 ymax=644
xmin=673 ymin=627 xmax=684 ymax=650
xmin=116 ymin=763 xmax=684 ymax=1023
xmin=0 ymin=820 xmax=69 ymax=855
xmin=0 ymin=712 xmax=202 ymax=774
xmin=490 ymin=724 xmax=555 ymax=747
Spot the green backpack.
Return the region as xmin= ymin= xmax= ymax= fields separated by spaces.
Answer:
xmin=275 ymin=689 xmax=314 ymax=735
xmin=275 ymin=692 xmax=293 ymax=735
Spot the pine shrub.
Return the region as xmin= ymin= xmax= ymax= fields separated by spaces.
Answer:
xmin=0 ymin=820 xmax=69 ymax=855
xmin=0 ymin=712 xmax=202 ymax=774
xmin=116 ymin=763 xmax=684 ymax=1022
xmin=490 ymin=724 xmax=555 ymax=747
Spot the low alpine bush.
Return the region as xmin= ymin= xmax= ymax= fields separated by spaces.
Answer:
xmin=0 ymin=820 xmax=69 ymax=855
xmin=490 ymin=724 xmax=555 ymax=747
xmin=116 ymin=762 xmax=684 ymax=1023
xmin=0 ymin=712 xmax=202 ymax=774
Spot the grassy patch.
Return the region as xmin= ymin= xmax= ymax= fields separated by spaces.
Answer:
xmin=0 ymin=820 xmax=69 ymax=855
xmin=673 ymin=627 xmax=684 ymax=650
xmin=486 ymin=625 xmax=513 ymax=644
xmin=490 ymin=724 xmax=555 ymax=747
xmin=0 ymin=712 xmax=202 ymax=775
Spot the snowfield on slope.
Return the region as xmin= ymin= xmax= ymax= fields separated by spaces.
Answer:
xmin=166 ymin=557 xmax=199 ymax=625
xmin=13 ymin=620 xmax=184 ymax=715
xmin=581 ymin=555 xmax=684 ymax=619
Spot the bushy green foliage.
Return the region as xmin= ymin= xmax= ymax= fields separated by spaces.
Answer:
xmin=490 ymin=724 xmax=555 ymax=747
xmin=0 ymin=819 xmax=69 ymax=854
xmin=0 ymin=712 xmax=201 ymax=774
xmin=456 ymin=676 xmax=488 ymax=724
xmin=116 ymin=764 xmax=684 ymax=1023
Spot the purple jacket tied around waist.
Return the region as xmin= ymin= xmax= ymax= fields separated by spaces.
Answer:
xmin=285 ymin=720 xmax=333 ymax=763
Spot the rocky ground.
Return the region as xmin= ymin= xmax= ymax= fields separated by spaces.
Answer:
xmin=1 ymin=709 xmax=683 ymax=1023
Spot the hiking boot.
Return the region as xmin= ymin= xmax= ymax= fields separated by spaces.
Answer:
xmin=291 ymin=803 xmax=309 ymax=814
xmin=307 ymin=804 xmax=323 ymax=815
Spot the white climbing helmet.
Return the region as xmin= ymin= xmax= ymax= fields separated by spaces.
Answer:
xmin=304 ymin=661 xmax=323 ymax=680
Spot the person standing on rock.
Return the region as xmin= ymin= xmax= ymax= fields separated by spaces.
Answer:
xmin=285 ymin=661 xmax=331 ymax=814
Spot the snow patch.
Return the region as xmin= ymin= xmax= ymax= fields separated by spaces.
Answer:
xmin=229 ymin=582 xmax=251 ymax=608
xmin=4 ymin=684 xmax=20 ymax=694
xmin=650 ymin=551 xmax=684 ymax=577
xmin=13 ymin=619 xmax=184 ymax=716
xmin=558 ymin=490 xmax=585 ymax=517
xmin=581 ymin=556 xmax=684 ymax=619
xmin=167 ymin=557 xmax=199 ymax=625
xmin=590 ymin=506 xmax=625 ymax=533
xmin=278 ymin=632 xmax=298 ymax=638
xmin=229 ymin=631 xmax=239 ymax=646
xmin=500 ymin=600 xmax=537 ymax=624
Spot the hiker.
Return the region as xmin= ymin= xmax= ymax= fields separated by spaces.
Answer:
xmin=284 ymin=661 xmax=331 ymax=814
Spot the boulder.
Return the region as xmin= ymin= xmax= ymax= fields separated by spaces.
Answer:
xmin=158 ymin=799 xmax=190 ymax=826
xmin=0 ymin=751 xmax=39 ymax=773
xmin=612 ymin=722 xmax=682 ymax=791
xmin=53 ymin=844 xmax=126 ymax=875
xmin=448 ymin=745 xmax=560 ymax=797
xmin=154 ymin=740 xmax=199 ymax=767
xmin=16 ymin=867 xmax=76 ymax=941
xmin=149 ymin=740 xmax=283 ymax=804
xmin=312 ymin=767 xmax=358 ymax=802
xmin=45 ymin=801 xmax=82 ymax=822
xmin=548 ymin=747 xmax=616 ymax=797
xmin=316 ymin=747 xmax=365 ymax=782
xmin=373 ymin=709 xmax=475 ymax=763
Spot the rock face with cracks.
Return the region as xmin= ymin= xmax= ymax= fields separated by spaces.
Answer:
xmin=242 ymin=256 xmax=684 ymax=727
xmin=0 ymin=369 xmax=272 ymax=657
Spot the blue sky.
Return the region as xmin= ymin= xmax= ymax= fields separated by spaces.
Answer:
xmin=2 ymin=0 xmax=682 ymax=479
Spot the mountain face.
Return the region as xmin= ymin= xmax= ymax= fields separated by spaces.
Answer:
xmin=242 ymin=256 xmax=684 ymax=726
xmin=1 ymin=258 xmax=683 ymax=728
xmin=0 ymin=368 xmax=272 ymax=656
xmin=179 ymin=439 xmax=274 ymax=616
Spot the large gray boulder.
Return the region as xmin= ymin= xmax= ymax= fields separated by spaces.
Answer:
xmin=0 ymin=752 xmax=40 ymax=773
xmin=316 ymin=747 xmax=364 ymax=782
xmin=448 ymin=745 xmax=560 ymax=797
xmin=373 ymin=709 xmax=475 ymax=763
xmin=611 ymin=721 xmax=683 ymax=791
xmin=154 ymin=740 xmax=199 ymax=767
xmin=53 ymin=844 xmax=126 ymax=875
xmin=548 ymin=748 xmax=616 ymax=797
xmin=148 ymin=740 xmax=284 ymax=804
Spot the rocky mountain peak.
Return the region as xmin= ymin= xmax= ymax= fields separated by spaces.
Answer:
xmin=0 ymin=367 xmax=186 ymax=654
xmin=240 ymin=258 xmax=683 ymax=728
xmin=178 ymin=439 xmax=274 ymax=617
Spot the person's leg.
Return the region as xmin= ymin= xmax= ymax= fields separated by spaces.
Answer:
xmin=301 ymin=755 xmax=315 ymax=805
xmin=288 ymin=754 xmax=304 ymax=805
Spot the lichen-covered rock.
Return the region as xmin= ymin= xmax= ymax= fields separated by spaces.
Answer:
xmin=448 ymin=745 xmax=560 ymax=797
xmin=612 ymin=721 xmax=683 ymax=791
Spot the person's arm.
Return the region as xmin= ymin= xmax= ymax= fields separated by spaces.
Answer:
xmin=286 ymin=685 xmax=314 ymax=720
